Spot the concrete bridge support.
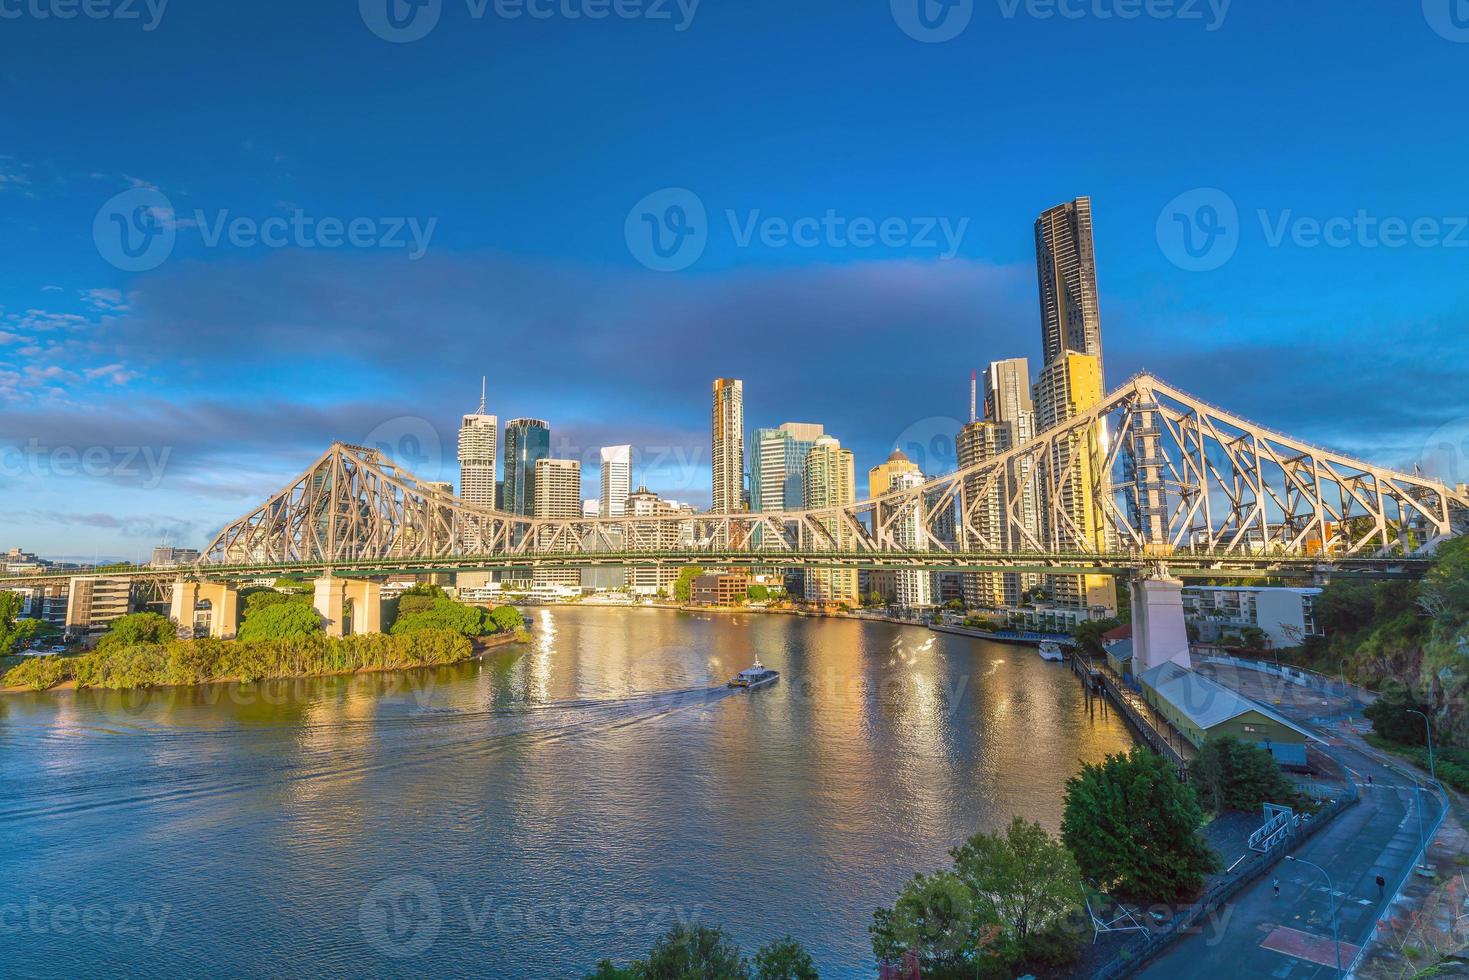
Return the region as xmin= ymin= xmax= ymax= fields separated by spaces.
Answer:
xmin=313 ymin=575 xmax=348 ymax=638
xmin=1129 ymin=570 xmax=1192 ymax=676
xmin=313 ymin=576 xmax=383 ymax=637
xmin=169 ymin=580 xmax=239 ymax=639
xmin=343 ymin=580 xmax=382 ymax=635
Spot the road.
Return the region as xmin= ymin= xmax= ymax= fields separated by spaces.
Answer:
xmin=1136 ymin=663 xmax=1446 ymax=979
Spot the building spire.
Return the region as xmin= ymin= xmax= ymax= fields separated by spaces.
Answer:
xmin=478 ymin=375 xmax=487 ymax=415
xmin=969 ymin=369 xmax=977 ymax=423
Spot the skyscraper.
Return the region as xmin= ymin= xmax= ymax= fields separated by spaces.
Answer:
xmin=1033 ymin=198 xmax=1114 ymax=619
xmin=533 ymin=458 xmax=582 ymax=588
xmin=711 ymin=378 xmax=744 ymax=513
xmin=533 ymin=458 xmax=581 ymax=519
xmin=751 ymin=422 xmax=824 ymax=515
xmin=502 ymin=418 xmax=551 ymax=516
xmin=458 ymin=379 xmax=498 ymax=510
xmin=802 ymin=435 xmax=857 ymax=606
xmin=599 ymin=445 xmax=632 ymax=518
xmin=889 ymin=468 xmax=933 ymax=608
xmin=1034 ymin=196 xmax=1102 ymax=370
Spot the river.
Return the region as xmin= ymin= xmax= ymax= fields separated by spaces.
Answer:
xmin=0 ymin=607 xmax=1133 ymax=977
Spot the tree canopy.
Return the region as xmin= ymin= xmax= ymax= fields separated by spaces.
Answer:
xmin=1061 ymin=747 xmax=1218 ymax=902
xmin=673 ymin=567 xmax=705 ymax=603
xmin=0 ymin=591 xmax=41 ymax=655
xmin=390 ymin=598 xmax=488 ymax=637
xmin=237 ymin=601 xmax=324 ymax=642
xmin=488 ymin=604 xmax=523 ymax=633
xmin=1188 ymin=735 xmax=1296 ymax=813
xmin=871 ymin=817 xmax=1083 ymax=977
xmin=96 ymin=611 xmax=177 ymax=651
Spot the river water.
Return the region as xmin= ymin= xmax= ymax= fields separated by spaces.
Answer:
xmin=0 ymin=607 xmax=1132 ymax=978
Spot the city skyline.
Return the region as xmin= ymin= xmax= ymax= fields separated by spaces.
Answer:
xmin=4 ymin=5 xmax=1469 ymax=560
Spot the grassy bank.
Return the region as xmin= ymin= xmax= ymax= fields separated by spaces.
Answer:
xmin=2 ymin=629 xmax=477 ymax=692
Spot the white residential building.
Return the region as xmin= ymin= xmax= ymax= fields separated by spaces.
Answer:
xmin=890 ymin=469 xmax=933 ymax=608
xmin=1182 ymin=586 xmax=1323 ymax=649
xmin=599 ymin=445 xmax=632 ymax=518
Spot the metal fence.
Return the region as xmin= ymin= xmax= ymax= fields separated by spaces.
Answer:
xmin=1089 ymin=782 xmax=1359 ymax=979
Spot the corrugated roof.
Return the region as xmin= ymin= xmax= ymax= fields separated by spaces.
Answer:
xmin=1137 ymin=662 xmax=1317 ymax=741
xmin=1108 ymin=639 xmax=1133 ymax=660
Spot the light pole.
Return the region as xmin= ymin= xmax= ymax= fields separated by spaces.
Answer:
xmin=1286 ymin=855 xmax=1342 ymax=978
xmin=1406 ymin=708 xmax=1436 ymax=783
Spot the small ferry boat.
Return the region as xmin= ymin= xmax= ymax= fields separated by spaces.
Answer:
xmin=1037 ymin=641 xmax=1066 ymax=662
xmin=728 ymin=659 xmax=780 ymax=689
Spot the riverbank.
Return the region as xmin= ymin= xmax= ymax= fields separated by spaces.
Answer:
xmin=0 ymin=629 xmax=524 ymax=695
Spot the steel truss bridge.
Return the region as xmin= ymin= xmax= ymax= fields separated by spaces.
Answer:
xmin=5 ymin=373 xmax=1466 ymax=588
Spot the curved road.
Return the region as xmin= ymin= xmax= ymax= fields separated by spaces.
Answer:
xmin=1137 ymin=664 xmax=1446 ymax=979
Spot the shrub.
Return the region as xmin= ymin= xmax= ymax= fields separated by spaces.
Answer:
xmin=488 ymin=605 xmax=523 ymax=633
xmin=238 ymin=602 xmax=324 ymax=642
xmin=3 ymin=655 xmax=76 ymax=691
xmin=391 ymin=598 xmax=488 ymax=637
xmin=96 ymin=612 xmax=177 ymax=651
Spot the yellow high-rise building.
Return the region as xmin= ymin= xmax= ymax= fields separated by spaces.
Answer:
xmin=1034 ymin=350 xmax=1115 ymax=612
xmin=802 ymin=435 xmax=857 ymax=606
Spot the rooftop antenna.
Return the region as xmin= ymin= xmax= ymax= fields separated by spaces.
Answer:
xmin=969 ymin=370 xmax=977 ymax=423
xmin=478 ymin=376 xmax=487 ymax=415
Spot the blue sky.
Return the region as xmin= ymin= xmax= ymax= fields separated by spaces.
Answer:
xmin=1 ymin=0 xmax=1467 ymax=560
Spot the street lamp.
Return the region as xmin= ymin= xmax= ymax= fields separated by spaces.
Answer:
xmin=1286 ymin=855 xmax=1342 ymax=978
xmin=1406 ymin=708 xmax=1436 ymax=783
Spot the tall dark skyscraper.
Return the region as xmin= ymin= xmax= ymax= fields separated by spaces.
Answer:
xmin=1034 ymin=196 xmax=1102 ymax=371
xmin=501 ymin=418 xmax=551 ymax=516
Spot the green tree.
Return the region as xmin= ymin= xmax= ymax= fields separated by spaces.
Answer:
xmin=752 ymin=937 xmax=817 ymax=980
xmin=950 ymin=817 xmax=1082 ymax=947
xmin=241 ymin=589 xmax=311 ymax=620
xmin=1070 ymin=616 xmax=1123 ymax=657
xmin=1188 ymin=735 xmax=1296 ymax=812
xmin=1364 ymin=685 xmax=1435 ymax=746
xmin=583 ymin=962 xmax=638 ymax=980
xmin=638 ymin=924 xmax=749 ymax=980
xmin=488 ymin=604 xmax=523 ymax=634
xmin=1238 ymin=626 xmax=1268 ymax=652
xmin=237 ymin=601 xmax=324 ymax=642
xmin=1061 ymin=747 xmax=1218 ymax=902
xmin=390 ymin=598 xmax=488 ymax=637
xmin=673 ymin=567 xmax=705 ymax=603
xmin=96 ymin=611 xmax=177 ymax=651
xmin=747 ymin=584 xmax=771 ymax=603
xmin=870 ymin=870 xmax=985 ymax=974
xmin=0 ymin=590 xmax=41 ymax=655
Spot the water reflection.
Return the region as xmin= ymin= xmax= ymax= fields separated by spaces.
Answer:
xmin=0 ymin=608 xmax=1131 ymax=978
